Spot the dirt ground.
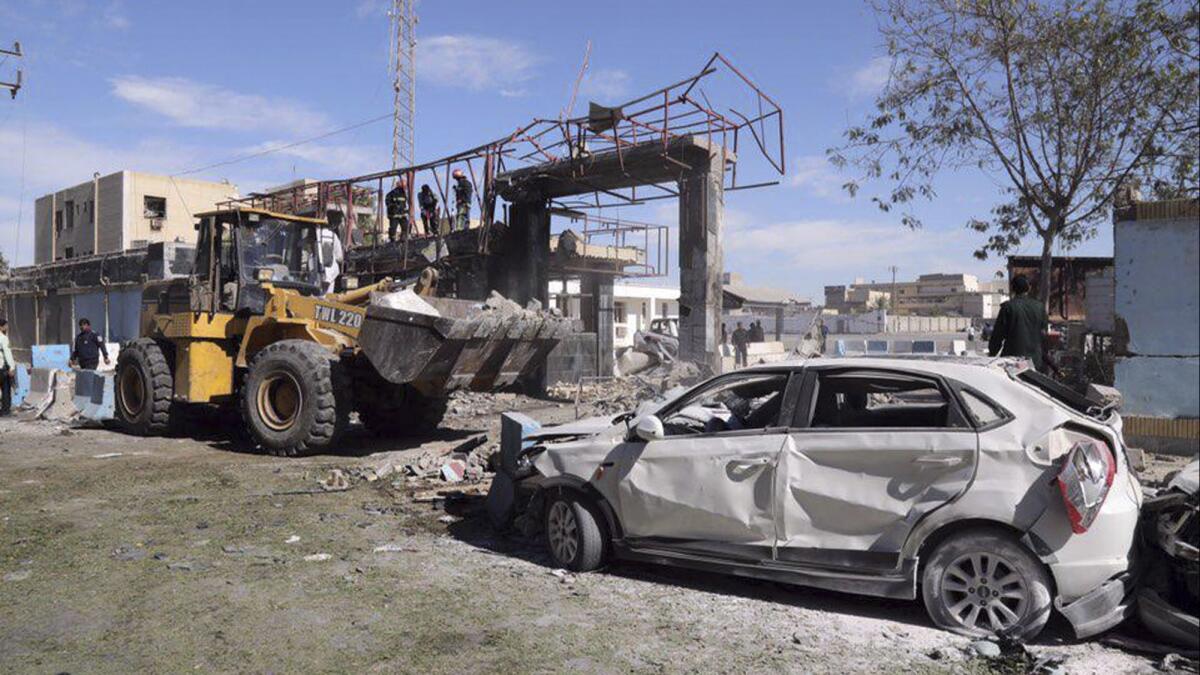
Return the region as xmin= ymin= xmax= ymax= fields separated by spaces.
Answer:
xmin=0 ymin=395 xmax=1192 ymax=674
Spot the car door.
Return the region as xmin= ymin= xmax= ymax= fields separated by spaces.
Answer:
xmin=611 ymin=370 xmax=799 ymax=562
xmin=776 ymin=367 xmax=977 ymax=572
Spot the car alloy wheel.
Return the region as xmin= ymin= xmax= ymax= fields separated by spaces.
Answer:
xmin=547 ymin=500 xmax=579 ymax=565
xmin=940 ymin=552 xmax=1030 ymax=633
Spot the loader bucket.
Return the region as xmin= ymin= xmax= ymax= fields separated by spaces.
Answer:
xmin=357 ymin=296 xmax=575 ymax=396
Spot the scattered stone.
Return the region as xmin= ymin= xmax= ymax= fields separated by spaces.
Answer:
xmin=549 ymin=568 xmax=577 ymax=584
xmin=112 ymin=545 xmax=148 ymax=562
xmin=166 ymin=561 xmax=194 ymax=572
xmin=152 ymin=552 xmax=168 ymax=561
xmin=3 ymin=570 xmax=31 ymax=582
xmin=285 ymin=535 xmax=301 ymax=544
xmin=196 ymin=521 xmax=210 ymax=530
xmin=304 ymin=553 xmax=332 ymax=562
xmin=319 ymin=469 xmax=351 ymax=492
xmin=437 ymin=514 xmax=457 ymax=524
xmin=965 ymin=640 xmax=1001 ymax=659
xmin=440 ymin=458 xmax=467 ymax=483
xmin=1031 ymin=655 xmax=1068 ymax=675
xmin=373 ymin=543 xmax=415 ymax=553
xmin=92 ymin=452 xmax=123 ymax=459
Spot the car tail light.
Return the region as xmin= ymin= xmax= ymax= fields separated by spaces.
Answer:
xmin=1056 ymin=439 xmax=1116 ymax=534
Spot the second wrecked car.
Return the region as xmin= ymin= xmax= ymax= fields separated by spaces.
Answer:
xmin=489 ymin=356 xmax=1142 ymax=640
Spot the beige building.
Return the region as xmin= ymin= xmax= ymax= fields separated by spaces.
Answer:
xmin=826 ymin=272 xmax=1006 ymax=318
xmin=34 ymin=171 xmax=238 ymax=263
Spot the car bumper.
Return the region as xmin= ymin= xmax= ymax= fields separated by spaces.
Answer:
xmin=1056 ymin=572 xmax=1137 ymax=638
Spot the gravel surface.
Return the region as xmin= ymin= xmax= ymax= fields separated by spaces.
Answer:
xmin=0 ymin=399 xmax=1184 ymax=673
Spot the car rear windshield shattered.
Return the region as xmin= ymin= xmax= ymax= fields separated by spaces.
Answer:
xmin=1018 ymin=369 xmax=1111 ymax=419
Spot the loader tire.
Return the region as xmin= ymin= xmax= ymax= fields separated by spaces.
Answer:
xmin=242 ymin=340 xmax=349 ymax=457
xmin=115 ymin=338 xmax=175 ymax=436
xmin=357 ymin=384 xmax=447 ymax=437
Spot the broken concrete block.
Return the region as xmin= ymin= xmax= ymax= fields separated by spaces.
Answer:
xmin=440 ymin=459 xmax=467 ymax=483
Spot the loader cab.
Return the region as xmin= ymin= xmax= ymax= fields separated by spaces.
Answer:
xmin=191 ymin=207 xmax=327 ymax=315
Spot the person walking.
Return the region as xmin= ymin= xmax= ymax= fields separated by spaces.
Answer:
xmin=70 ymin=318 xmax=110 ymax=371
xmin=0 ymin=319 xmax=14 ymax=416
xmin=732 ymin=321 xmax=750 ymax=368
xmin=385 ymin=178 xmax=409 ymax=242
xmin=988 ymin=274 xmax=1048 ymax=370
xmin=418 ymin=185 xmax=438 ymax=235
xmin=452 ymin=169 xmax=473 ymax=231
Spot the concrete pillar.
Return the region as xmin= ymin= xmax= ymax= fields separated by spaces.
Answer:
xmin=587 ymin=274 xmax=615 ymax=377
xmin=677 ymin=148 xmax=725 ymax=370
xmin=487 ymin=200 xmax=549 ymax=307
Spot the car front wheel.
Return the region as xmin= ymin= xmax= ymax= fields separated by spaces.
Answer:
xmin=921 ymin=530 xmax=1052 ymax=640
xmin=544 ymin=494 xmax=607 ymax=572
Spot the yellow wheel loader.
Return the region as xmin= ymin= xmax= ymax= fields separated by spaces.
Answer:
xmin=114 ymin=207 xmax=570 ymax=456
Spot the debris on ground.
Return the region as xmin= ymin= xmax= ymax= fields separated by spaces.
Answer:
xmin=303 ymin=553 xmax=332 ymax=562
xmin=319 ymin=469 xmax=351 ymax=492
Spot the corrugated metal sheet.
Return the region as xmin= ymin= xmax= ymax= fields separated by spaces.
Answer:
xmin=1123 ymin=415 xmax=1200 ymax=440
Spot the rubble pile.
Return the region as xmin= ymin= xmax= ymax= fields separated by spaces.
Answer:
xmin=481 ymin=290 xmax=562 ymax=319
xmin=398 ymin=436 xmax=496 ymax=484
xmin=549 ymin=360 xmax=712 ymax=417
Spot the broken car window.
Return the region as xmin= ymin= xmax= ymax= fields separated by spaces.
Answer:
xmin=809 ymin=371 xmax=965 ymax=429
xmin=660 ymin=373 xmax=788 ymax=436
xmin=958 ymin=389 xmax=1008 ymax=427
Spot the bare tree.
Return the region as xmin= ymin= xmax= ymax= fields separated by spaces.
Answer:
xmin=831 ymin=0 xmax=1199 ymax=305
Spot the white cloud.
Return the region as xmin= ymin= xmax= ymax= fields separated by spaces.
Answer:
xmin=417 ymin=34 xmax=539 ymax=93
xmin=789 ymin=154 xmax=849 ymax=199
xmin=110 ymin=76 xmax=329 ymax=135
xmin=579 ymin=68 xmax=631 ymax=102
xmin=846 ymin=56 xmax=891 ymax=98
xmin=354 ymin=0 xmax=388 ymax=18
xmin=102 ymin=1 xmax=129 ymax=29
xmin=240 ymin=140 xmax=379 ymax=176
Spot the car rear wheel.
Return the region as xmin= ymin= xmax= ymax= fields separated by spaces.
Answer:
xmin=921 ymin=530 xmax=1052 ymax=640
xmin=544 ymin=494 xmax=607 ymax=572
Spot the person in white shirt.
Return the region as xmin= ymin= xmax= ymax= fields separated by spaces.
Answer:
xmin=0 ymin=319 xmax=15 ymax=415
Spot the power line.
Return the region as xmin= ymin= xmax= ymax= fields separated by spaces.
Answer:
xmin=171 ymin=112 xmax=392 ymax=177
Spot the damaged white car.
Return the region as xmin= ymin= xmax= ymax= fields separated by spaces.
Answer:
xmin=489 ymin=357 xmax=1142 ymax=640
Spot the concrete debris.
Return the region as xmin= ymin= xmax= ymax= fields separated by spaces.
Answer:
xmin=369 ymin=288 xmax=440 ymax=317
xmin=166 ymin=561 xmax=195 ymax=572
xmin=965 ymin=640 xmax=1001 ymax=659
xmin=398 ymin=435 xmax=496 ymax=484
xmin=549 ymin=360 xmax=710 ymax=418
xmin=373 ymin=543 xmax=415 ymax=553
xmin=440 ymin=457 xmax=467 ymax=483
xmin=319 ymin=469 xmax=351 ymax=492
xmin=3 ymin=570 xmax=32 ymax=582
xmin=92 ymin=452 xmax=123 ymax=459
xmin=303 ymin=553 xmax=332 ymax=562
xmin=549 ymin=568 xmax=577 ymax=584
xmin=285 ymin=535 xmax=301 ymax=544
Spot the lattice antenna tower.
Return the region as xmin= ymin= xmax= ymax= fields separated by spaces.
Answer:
xmin=389 ymin=0 xmax=416 ymax=170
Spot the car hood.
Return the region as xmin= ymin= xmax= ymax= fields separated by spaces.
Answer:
xmin=526 ymin=415 xmax=618 ymax=442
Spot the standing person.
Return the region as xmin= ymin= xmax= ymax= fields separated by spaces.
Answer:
xmin=752 ymin=320 xmax=766 ymax=343
xmin=70 ymin=318 xmax=109 ymax=371
xmin=452 ymin=169 xmax=473 ymax=231
xmin=418 ymin=185 xmax=438 ymax=235
xmin=988 ymin=274 xmax=1048 ymax=370
xmin=385 ymin=178 xmax=409 ymax=242
xmin=0 ymin=319 xmax=14 ymax=416
xmin=819 ymin=318 xmax=829 ymax=353
xmin=732 ymin=321 xmax=750 ymax=368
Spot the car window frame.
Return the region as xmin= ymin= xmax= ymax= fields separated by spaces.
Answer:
xmin=789 ymin=366 xmax=974 ymax=433
xmin=945 ymin=381 xmax=1014 ymax=432
xmin=652 ymin=368 xmax=803 ymax=440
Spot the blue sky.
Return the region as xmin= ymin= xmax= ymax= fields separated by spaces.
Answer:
xmin=0 ymin=0 xmax=1113 ymax=299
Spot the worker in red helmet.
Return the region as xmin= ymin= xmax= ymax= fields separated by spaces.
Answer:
xmin=385 ymin=177 xmax=409 ymax=242
xmin=452 ymin=168 xmax=473 ymax=231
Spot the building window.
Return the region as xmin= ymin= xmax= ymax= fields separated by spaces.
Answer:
xmin=55 ymin=209 xmax=63 ymax=233
xmin=64 ymin=246 xmax=74 ymax=259
xmin=143 ymin=196 xmax=167 ymax=219
xmin=614 ymin=301 xmax=626 ymax=322
xmin=64 ymin=200 xmax=75 ymax=229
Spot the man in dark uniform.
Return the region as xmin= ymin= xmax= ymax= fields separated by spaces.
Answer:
xmin=418 ymin=185 xmax=438 ymax=235
xmin=385 ymin=178 xmax=409 ymax=242
xmin=70 ymin=318 xmax=110 ymax=371
xmin=731 ymin=322 xmax=750 ymax=368
xmin=452 ymin=169 xmax=473 ymax=231
xmin=988 ymin=274 xmax=1048 ymax=370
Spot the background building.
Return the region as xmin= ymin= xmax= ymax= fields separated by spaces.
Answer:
xmin=34 ymin=171 xmax=238 ymax=263
xmin=825 ymin=272 xmax=1007 ymax=318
